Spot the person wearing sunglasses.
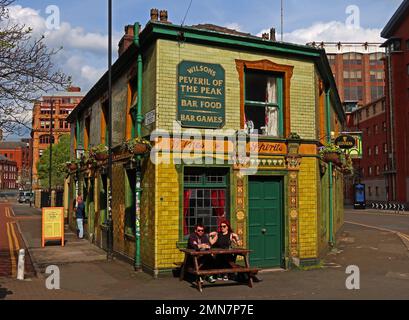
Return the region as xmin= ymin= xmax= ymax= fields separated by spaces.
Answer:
xmin=209 ymin=219 xmax=240 ymax=281
xmin=187 ymin=223 xmax=216 ymax=283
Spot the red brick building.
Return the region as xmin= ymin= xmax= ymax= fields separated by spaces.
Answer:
xmin=0 ymin=155 xmax=17 ymax=190
xmin=308 ymin=42 xmax=385 ymax=109
xmin=346 ymin=97 xmax=388 ymax=202
xmin=0 ymin=140 xmax=30 ymax=189
xmin=31 ymin=87 xmax=84 ymax=189
xmin=381 ymin=0 xmax=409 ymax=203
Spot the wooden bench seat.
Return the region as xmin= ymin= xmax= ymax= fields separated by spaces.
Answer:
xmin=188 ymin=267 xmax=259 ymax=276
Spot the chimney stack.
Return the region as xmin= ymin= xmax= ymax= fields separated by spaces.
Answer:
xmin=270 ymin=28 xmax=276 ymax=41
xmin=150 ymin=8 xmax=159 ymax=21
xmin=159 ymin=10 xmax=169 ymax=23
xmin=262 ymin=33 xmax=269 ymax=40
xmin=67 ymin=86 xmax=81 ymax=92
xmin=118 ymin=25 xmax=135 ymax=56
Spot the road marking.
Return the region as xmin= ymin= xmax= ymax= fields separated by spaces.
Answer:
xmin=10 ymin=222 xmax=20 ymax=252
xmin=5 ymin=207 xmax=9 ymax=218
xmin=9 ymin=207 xmax=15 ymax=217
xmin=6 ymin=222 xmax=17 ymax=278
xmin=345 ymin=220 xmax=409 ymax=243
xmin=345 ymin=211 xmax=409 ymax=218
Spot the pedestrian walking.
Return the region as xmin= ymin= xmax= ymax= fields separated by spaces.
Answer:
xmin=75 ymin=195 xmax=85 ymax=239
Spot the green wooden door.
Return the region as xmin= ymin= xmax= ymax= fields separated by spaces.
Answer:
xmin=249 ymin=176 xmax=283 ymax=268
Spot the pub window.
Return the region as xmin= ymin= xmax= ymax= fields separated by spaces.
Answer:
xmin=376 ymin=165 xmax=380 ymax=176
xmin=244 ymin=71 xmax=283 ymax=136
xmin=368 ymin=167 xmax=373 ymax=176
xmin=384 ymin=143 xmax=388 ymax=153
xmin=368 ymin=147 xmax=371 ymax=156
xmin=375 ymin=145 xmax=379 ymax=155
xmin=375 ymin=186 xmax=379 ymax=196
xmin=183 ymin=167 xmax=229 ymax=237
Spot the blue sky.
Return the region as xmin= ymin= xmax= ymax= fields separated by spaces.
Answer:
xmin=4 ymin=0 xmax=404 ymax=139
xmin=16 ymin=0 xmax=402 ymax=35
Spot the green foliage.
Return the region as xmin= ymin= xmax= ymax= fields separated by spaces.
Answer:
xmin=124 ymin=137 xmax=152 ymax=153
xmin=37 ymin=135 xmax=71 ymax=189
xmin=319 ymin=142 xmax=343 ymax=156
xmin=91 ymin=143 xmax=108 ymax=155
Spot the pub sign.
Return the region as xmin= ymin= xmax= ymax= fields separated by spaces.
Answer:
xmin=177 ymin=61 xmax=225 ymax=128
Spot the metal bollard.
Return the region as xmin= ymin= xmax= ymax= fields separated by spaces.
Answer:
xmin=17 ymin=249 xmax=25 ymax=280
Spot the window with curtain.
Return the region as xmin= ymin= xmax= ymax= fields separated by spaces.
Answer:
xmin=244 ymin=71 xmax=283 ymax=136
xmin=183 ymin=167 xmax=229 ymax=237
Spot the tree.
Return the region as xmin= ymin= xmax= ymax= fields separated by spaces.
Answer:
xmin=0 ymin=0 xmax=71 ymax=135
xmin=37 ymin=134 xmax=70 ymax=189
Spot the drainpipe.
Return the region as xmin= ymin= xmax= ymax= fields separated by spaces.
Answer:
xmin=133 ymin=22 xmax=143 ymax=270
xmin=325 ymin=89 xmax=334 ymax=246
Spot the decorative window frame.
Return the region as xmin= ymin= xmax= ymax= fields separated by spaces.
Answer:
xmin=235 ymin=59 xmax=293 ymax=137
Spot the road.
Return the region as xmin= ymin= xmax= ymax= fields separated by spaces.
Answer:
xmin=0 ymin=201 xmax=36 ymax=278
xmin=345 ymin=208 xmax=409 ymax=243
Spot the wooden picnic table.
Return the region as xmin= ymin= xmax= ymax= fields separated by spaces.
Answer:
xmin=179 ymin=248 xmax=259 ymax=292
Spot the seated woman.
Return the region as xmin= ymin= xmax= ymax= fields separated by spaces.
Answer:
xmin=209 ymin=219 xmax=240 ymax=281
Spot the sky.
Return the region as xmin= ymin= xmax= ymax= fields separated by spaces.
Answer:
xmin=3 ymin=0 xmax=404 ymax=139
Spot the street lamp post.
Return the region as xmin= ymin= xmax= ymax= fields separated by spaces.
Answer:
xmin=107 ymin=0 xmax=114 ymax=260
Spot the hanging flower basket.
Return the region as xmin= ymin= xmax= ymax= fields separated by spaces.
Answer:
xmin=94 ymin=152 xmax=109 ymax=161
xmin=132 ymin=142 xmax=149 ymax=154
xmin=322 ymin=152 xmax=340 ymax=163
xmin=91 ymin=144 xmax=109 ymax=161
xmin=124 ymin=137 xmax=152 ymax=155
xmin=68 ymin=163 xmax=78 ymax=171
xmin=319 ymin=143 xmax=343 ymax=166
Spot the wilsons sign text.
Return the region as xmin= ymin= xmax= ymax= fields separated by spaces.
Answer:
xmin=177 ymin=61 xmax=225 ymax=129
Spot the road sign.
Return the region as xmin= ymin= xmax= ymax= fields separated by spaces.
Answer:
xmin=42 ymin=207 xmax=64 ymax=247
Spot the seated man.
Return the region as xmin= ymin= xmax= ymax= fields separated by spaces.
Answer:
xmin=187 ymin=223 xmax=216 ymax=283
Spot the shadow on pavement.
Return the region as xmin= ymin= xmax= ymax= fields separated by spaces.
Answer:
xmin=0 ymin=284 xmax=13 ymax=300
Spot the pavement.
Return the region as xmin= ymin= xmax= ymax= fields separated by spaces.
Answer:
xmin=2 ymin=203 xmax=409 ymax=300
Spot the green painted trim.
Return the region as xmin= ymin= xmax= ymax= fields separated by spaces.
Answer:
xmin=245 ymin=171 xmax=288 ymax=268
xmin=134 ymin=22 xmax=143 ymax=270
xmin=277 ymin=77 xmax=284 ymax=136
xmin=325 ymin=90 xmax=334 ymax=246
xmin=151 ymin=25 xmax=321 ymax=58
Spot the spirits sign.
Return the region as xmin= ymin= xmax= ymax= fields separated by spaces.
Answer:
xmin=177 ymin=61 xmax=225 ymax=128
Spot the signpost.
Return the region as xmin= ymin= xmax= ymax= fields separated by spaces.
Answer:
xmin=42 ymin=207 xmax=64 ymax=247
xmin=177 ymin=61 xmax=225 ymax=128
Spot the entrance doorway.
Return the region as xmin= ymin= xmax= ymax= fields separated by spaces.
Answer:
xmin=248 ymin=176 xmax=283 ymax=268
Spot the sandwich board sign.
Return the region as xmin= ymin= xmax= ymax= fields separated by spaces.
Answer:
xmin=42 ymin=207 xmax=64 ymax=247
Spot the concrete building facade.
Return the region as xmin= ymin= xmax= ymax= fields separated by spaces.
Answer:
xmin=308 ymin=42 xmax=385 ymax=110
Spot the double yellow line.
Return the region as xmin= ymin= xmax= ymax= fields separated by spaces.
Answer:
xmin=5 ymin=207 xmax=15 ymax=218
xmin=5 ymin=206 xmax=19 ymax=277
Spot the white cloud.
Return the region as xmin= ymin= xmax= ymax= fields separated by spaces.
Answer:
xmin=4 ymin=5 xmax=119 ymax=92
xmin=225 ymin=23 xmax=243 ymax=32
xmin=258 ymin=21 xmax=383 ymax=45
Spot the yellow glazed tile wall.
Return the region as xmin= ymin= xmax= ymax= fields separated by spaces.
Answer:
xmin=155 ymin=163 xmax=183 ymax=270
xmin=141 ymin=158 xmax=156 ymax=270
xmin=298 ymin=157 xmax=318 ymax=258
xmin=156 ymin=40 xmax=317 ymax=139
